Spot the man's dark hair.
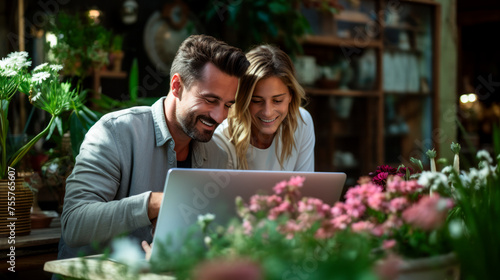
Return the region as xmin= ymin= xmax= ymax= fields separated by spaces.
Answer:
xmin=171 ymin=34 xmax=250 ymax=89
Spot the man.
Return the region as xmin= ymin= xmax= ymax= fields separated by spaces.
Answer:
xmin=57 ymin=34 xmax=249 ymax=259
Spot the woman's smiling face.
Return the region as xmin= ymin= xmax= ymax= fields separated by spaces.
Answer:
xmin=249 ymin=76 xmax=292 ymax=148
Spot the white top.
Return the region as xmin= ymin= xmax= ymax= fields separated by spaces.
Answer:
xmin=214 ymin=107 xmax=315 ymax=171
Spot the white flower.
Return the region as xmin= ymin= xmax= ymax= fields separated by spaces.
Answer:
xmin=7 ymin=51 xmax=28 ymax=59
xmin=33 ymin=63 xmax=48 ymax=72
xmin=197 ymin=213 xmax=215 ymax=223
xmin=30 ymin=92 xmax=42 ymax=102
xmin=448 ymin=219 xmax=464 ymax=239
xmin=441 ymin=166 xmax=453 ymax=174
xmin=0 ymin=58 xmax=9 ymax=70
xmin=1 ymin=68 xmax=18 ymax=77
xmin=6 ymin=51 xmax=31 ymax=69
xmin=418 ymin=171 xmax=448 ymax=190
xmin=32 ymin=72 xmax=51 ymax=84
xmin=477 ymin=150 xmax=493 ymax=164
xmin=50 ymin=64 xmax=63 ymax=72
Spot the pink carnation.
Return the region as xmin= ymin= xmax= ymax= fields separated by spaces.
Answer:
xmin=402 ymin=194 xmax=454 ymax=231
xmin=373 ymin=172 xmax=389 ymax=186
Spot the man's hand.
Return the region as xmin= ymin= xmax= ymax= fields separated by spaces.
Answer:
xmin=148 ymin=192 xmax=163 ymax=220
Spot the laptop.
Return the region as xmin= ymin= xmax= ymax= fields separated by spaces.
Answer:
xmin=149 ymin=168 xmax=346 ymax=262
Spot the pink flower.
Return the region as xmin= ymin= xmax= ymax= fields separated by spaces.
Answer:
xmin=273 ymin=180 xmax=288 ymax=194
xmin=382 ymin=239 xmax=396 ymax=250
xmin=351 ymin=221 xmax=375 ymax=233
xmin=402 ymin=194 xmax=454 ymax=231
xmin=367 ymin=192 xmax=387 ymax=211
xmin=386 ymin=177 xmax=425 ymax=194
xmin=388 ymin=197 xmax=408 ymax=213
xmin=331 ymin=214 xmax=352 ymax=230
xmin=344 ymin=200 xmax=366 ymax=218
xmin=243 ymin=219 xmax=253 ymax=235
xmin=268 ymin=201 xmax=291 ymax=220
xmin=331 ymin=202 xmax=345 ymax=217
xmin=192 ymin=258 xmax=263 ymax=280
xmin=288 ymin=176 xmax=306 ymax=188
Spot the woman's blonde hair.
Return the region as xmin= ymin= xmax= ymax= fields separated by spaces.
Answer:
xmin=227 ymin=44 xmax=307 ymax=169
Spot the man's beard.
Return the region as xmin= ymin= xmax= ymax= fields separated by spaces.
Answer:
xmin=178 ymin=111 xmax=217 ymax=142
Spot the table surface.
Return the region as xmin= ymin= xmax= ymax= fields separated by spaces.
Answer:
xmin=44 ymin=255 xmax=176 ymax=280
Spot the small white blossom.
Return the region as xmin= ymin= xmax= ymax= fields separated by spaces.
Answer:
xmin=0 ymin=58 xmax=9 ymax=70
xmin=418 ymin=171 xmax=448 ymax=190
xmin=7 ymin=51 xmax=28 ymax=59
xmin=30 ymin=92 xmax=42 ymax=102
xmin=198 ymin=213 xmax=215 ymax=223
xmin=32 ymin=72 xmax=51 ymax=84
xmin=50 ymin=64 xmax=63 ymax=72
xmin=33 ymin=63 xmax=48 ymax=72
xmin=477 ymin=150 xmax=493 ymax=164
xmin=6 ymin=51 xmax=31 ymax=69
xmin=441 ymin=166 xmax=453 ymax=174
xmin=448 ymin=219 xmax=464 ymax=239
xmin=1 ymin=68 xmax=17 ymax=77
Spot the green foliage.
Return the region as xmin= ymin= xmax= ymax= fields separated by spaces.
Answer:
xmin=46 ymin=11 xmax=112 ymax=77
xmin=447 ymin=135 xmax=500 ymax=279
xmin=197 ymin=0 xmax=313 ymax=55
xmin=151 ymin=219 xmax=377 ymax=280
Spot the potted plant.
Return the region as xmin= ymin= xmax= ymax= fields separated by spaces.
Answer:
xmin=0 ymin=51 xmax=87 ymax=235
xmin=46 ymin=11 xmax=112 ymax=78
xmin=109 ymin=34 xmax=125 ymax=72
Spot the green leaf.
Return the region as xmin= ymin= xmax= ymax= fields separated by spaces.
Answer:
xmin=69 ymin=112 xmax=88 ymax=158
xmin=129 ymin=58 xmax=139 ymax=102
xmin=269 ymin=2 xmax=288 ymax=14
xmin=46 ymin=117 xmax=58 ymax=140
xmin=256 ymin=11 xmax=270 ymax=24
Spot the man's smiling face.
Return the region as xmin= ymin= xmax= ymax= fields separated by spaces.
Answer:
xmin=175 ymin=63 xmax=239 ymax=142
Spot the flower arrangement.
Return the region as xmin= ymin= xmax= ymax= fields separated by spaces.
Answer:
xmin=87 ymin=142 xmax=500 ymax=280
xmin=0 ymin=51 xmax=85 ymax=178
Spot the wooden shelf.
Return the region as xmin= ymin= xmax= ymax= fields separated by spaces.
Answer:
xmin=305 ymin=87 xmax=380 ymax=97
xmin=95 ymin=70 xmax=127 ymax=79
xmin=384 ymin=91 xmax=431 ymax=96
xmin=302 ymin=35 xmax=383 ymax=48
xmin=385 ymin=24 xmax=425 ymax=33
xmin=384 ymin=46 xmax=423 ymax=54
xmin=302 ymin=0 xmax=440 ymax=178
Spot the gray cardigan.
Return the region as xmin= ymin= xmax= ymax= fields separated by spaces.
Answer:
xmin=58 ymin=97 xmax=228 ymax=259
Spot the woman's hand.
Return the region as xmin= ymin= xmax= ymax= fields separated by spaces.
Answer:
xmin=142 ymin=241 xmax=153 ymax=261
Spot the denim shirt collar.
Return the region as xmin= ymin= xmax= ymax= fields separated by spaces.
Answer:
xmin=151 ymin=97 xmax=206 ymax=167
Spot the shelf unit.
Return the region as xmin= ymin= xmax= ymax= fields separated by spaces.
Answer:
xmin=91 ymin=69 xmax=128 ymax=109
xmin=299 ymin=0 xmax=441 ymax=185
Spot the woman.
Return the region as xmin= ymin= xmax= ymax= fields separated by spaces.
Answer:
xmin=214 ymin=44 xmax=315 ymax=171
